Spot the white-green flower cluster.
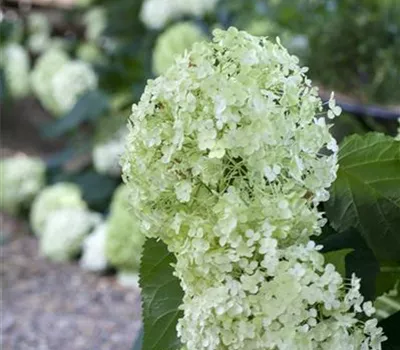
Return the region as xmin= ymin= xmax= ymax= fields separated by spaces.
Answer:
xmin=1 ymin=44 xmax=30 ymax=99
xmin=51 ymin=60 xmax=98 ymax=114
xmin=105 ymin=185 xmax=145 ymax=273
xmin=0 ymin=155 xmax=45 ymax=214
xmin=83 ymin=6 xmax=107 ymax=42
xmin=80 ymin=221 xmax=109 ymax=271
xmin=30 ymin=182 xmax=86 ymax=236
xmin=27 ymin=12 xmax=51 ymax=54
xmin=140 ymin=0 xmax=219 ymax=29
xmin=31 ymin=49 xmax=97 ymax=117
xmin=153 ymin=22 xmax=206 ymax=75
xmin=30 ymin=48 xmax=69 ymax=116
xmin=122 ymin=28 xmax=385 ymax=349
xmin=92 ymin=129 xmax=127 ymax=176
xmin=40 ymin=208 xmax=101 ymax=262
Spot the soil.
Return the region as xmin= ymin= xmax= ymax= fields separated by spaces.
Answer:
xmin=1 ymin=213 xmax=142 ymax=350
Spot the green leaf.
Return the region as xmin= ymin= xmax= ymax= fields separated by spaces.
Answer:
xmin=140 ymin=238 xmax=183 ymax=350
xmin=323 ymin=249 xmax=353 ymax=277
xmin=41 ymin=90 xmax=110 ymax=138
xmin=52 ymin=170 xmax=119 ymax=212
xmin=325 ymin=132 xmax=400 ymax=260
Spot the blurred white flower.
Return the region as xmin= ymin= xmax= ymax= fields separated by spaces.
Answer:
xmin=83 ymin=6 xmax=107 ymax=42
xmin=51 ymin=60 xmax=98 ymax=114
xmin=27 ymin=13 xmax=51 ymax=54
xmin=30 ymin=48 xmax=69 ymax=116
xmin=105 ymin=185 xmax=145 ymax=273
xmin=40 ymin=209 xmax=101 ymax=262
xmin=30 ymin=182 xmax=87 ymax=237
xmin=92 ymin=129 xmax=126 ymax=176
xmin=140 ymin=0 xmax=219 ymax=29
xmin=152 ymin=22 xmax=206 ymax=75
xmin=0 ymin=155 xmax=45 ymax=214
xmin=80 ymin=222 xmax=108 ymax=272
xmin=2 ymin=44 xmax=30 ymax=98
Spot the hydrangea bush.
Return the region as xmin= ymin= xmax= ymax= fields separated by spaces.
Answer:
xmin=30 ymin=182 xmax=87 ymax=236
xmin=152 ymin=22 xmax=207 ymax=75
xmin=0 ymin=155 xmax=45 ymax=214
xmin=105 ymin=184 xmax=145 ymax=273
xmin=122 ymin=28 xmax=385 ymax=349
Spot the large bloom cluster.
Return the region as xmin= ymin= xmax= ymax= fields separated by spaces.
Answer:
xmin=0 ymin=155 xmax=45 ymax=214
xmin=30 ymin=182 xmax=87 ymax=237
xmin=105 ymin=185 xmax=145 ymax=273
xmin=40 ymin=208 xmax=100 ymax=262
xmin=122 ymin=28 xmax=385 ymax=349
xmin=140 ymin=0 xmax=219 ymax=29
xmin=1 ymin=44 xmax=30 ymax=99
xmin=153 ymin=22 xmax=207 ymax=75
xmin=31 ymin=49 xmax=97 ymax=116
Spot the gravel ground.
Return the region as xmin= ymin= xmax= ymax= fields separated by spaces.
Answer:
xmin=1 ymin=213 xmax=142 ymax=350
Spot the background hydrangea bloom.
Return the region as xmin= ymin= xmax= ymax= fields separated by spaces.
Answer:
xmin=40 ymin=208 xmax=101 ymax=262
xmin=51 ymin=60 xmax=98 ymax=114
xmin=27 ymin=12 xmax=51 ymax=54
xmin=30 ymin=48 xmax=69 ymax=116
xmin=1 ymin=43 xmax=31 ymax=99
xmin=140 ymin=0 xmax=219 ymax=29
xmin=122 ymin=27 xmax=384 ymax=349
xmin=30 ymin=182 xmax=87 ymax=237
xmin=92 ymin=129 xmax=126 ymax=176
xmin=105 ymin=185 xmax=145 ymax=273
xmin=152 ymin=22 xmax=207 ymax=75
xmin=0 ymin=155 xmax=45 ymax=215
xmin=80 ymin=222 xmax=109 ymax=272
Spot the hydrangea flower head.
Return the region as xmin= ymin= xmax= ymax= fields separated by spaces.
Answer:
xmin=1 ymin=44 xmax=30 ymax=98
xmin=30 ymin=48 xmax=69 ymax=116
xmin=83 ymin=6 xmax=107 ymax=42
xmin=122 ymin=27 xmax=384 ymax=349
xmin=30 ymin=182 xmax=87 ymax=236
xmin=27 ymin=12 xmax=51 ymax=54
xmin=0 ymin=155 xmax=45 ymax=214
xmin=40 ymin=208 xmax=101 ymax=262
xmin=153 ymin=22 xmax=207 ymax=75
xmin=51 ymin=60 xmax=98 ymax=114
xmin=140 ymin=0 xmax=219 ymax=29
